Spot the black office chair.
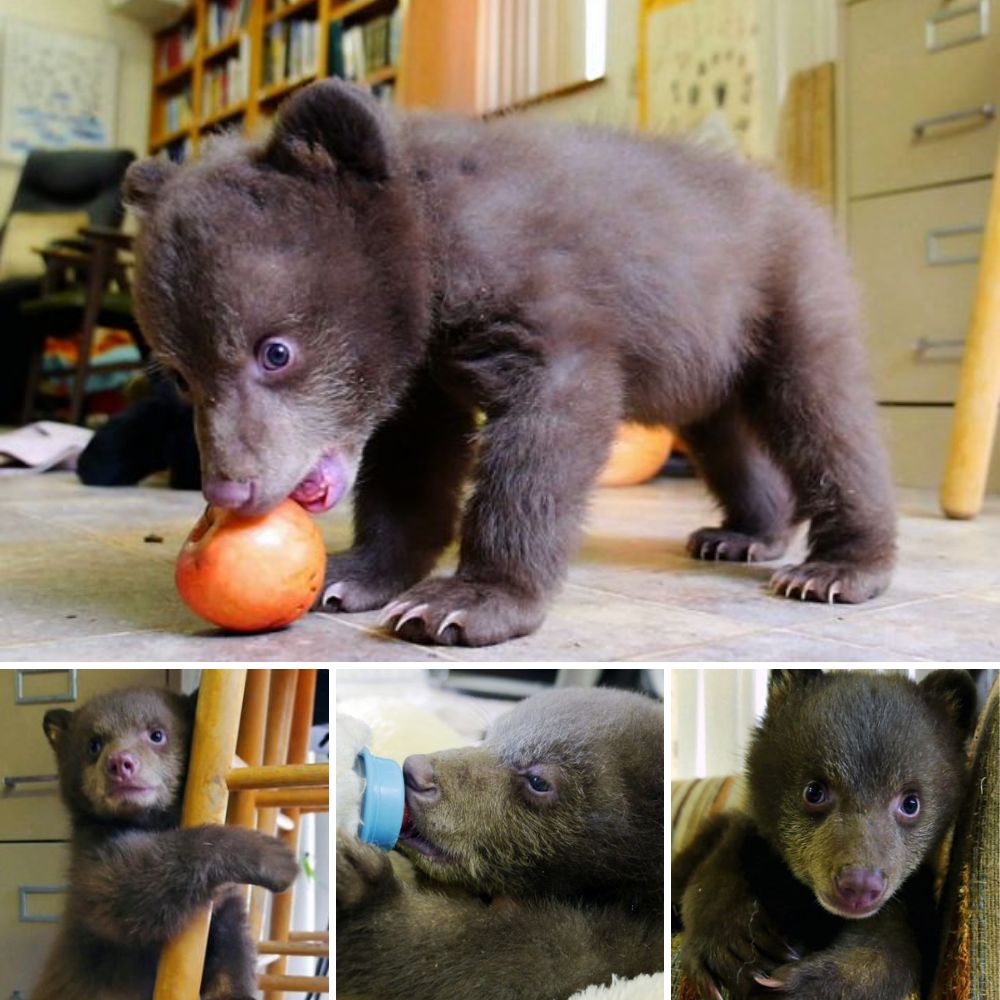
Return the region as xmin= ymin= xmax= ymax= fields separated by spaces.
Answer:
xmin=0 ymin=148 xmax=136 ymax=424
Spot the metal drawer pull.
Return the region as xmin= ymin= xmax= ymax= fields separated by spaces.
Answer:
xmin=926 ymin=224 xmax=985 ymax=265
xmin=18 ymin=885 xmax=66 ymax=924
xmin=2 ymin=773 xmax=58 ymax=789
xmin=913 ymin=104 xmax=995 ymax=138
xmin=913 ymin=337 xmax=966 ymax=359
xmin=926 ymin=0 xmax=990 ymax=52
xmin=14 ymin=668 xmax=77 ymax=705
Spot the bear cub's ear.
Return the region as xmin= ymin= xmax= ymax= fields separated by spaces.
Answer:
xmin=263 ymin=78 xmax=392 ymax=182
xmin=123 ymin=158 xmax=178 ymax=216
xmin=43 ymin=708 xmax=74 ymax=751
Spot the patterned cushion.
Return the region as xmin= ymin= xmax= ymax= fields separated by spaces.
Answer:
xmin=931 ymin=675 xmax=999 ymax=999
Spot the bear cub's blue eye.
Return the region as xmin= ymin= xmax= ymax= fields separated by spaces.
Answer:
xmin=900 ymin=793 xmax=920 ymax=817
xmin=88 ymin=736 xmax=103 ymax=757
xmin=259 ymin=339 xmax=292 ymax=371
xmin=526 ymin=773 xmax=552 ymax=793
xmin=149 ymin=729 xmax=166 ymax=744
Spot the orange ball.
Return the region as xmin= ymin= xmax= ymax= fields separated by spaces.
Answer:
xmin=597 ymin=423 xmax=673 ymax=487
xmin=176 ymin=499 xmax=326 ymax=633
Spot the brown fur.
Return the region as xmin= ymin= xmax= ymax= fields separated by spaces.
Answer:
xmin=672 ymin=669 xmax=977 ymax=1000
xmin=336 ymin=687 xmax=664 ymax=1000
xmin=124 ymin=79 xmax=896 ymax=647
xmin=31 ymin=687 xmax=299 ymax=1000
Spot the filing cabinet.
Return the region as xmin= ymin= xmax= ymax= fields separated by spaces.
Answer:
xmin=0 ymin=668 xmax=169 ymax=999
xmin=841 ymin=0 xmax=1000 ymax=488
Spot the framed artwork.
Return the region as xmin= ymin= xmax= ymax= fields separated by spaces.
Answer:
xmin=0 ymin=18 xmax=119 ymax=163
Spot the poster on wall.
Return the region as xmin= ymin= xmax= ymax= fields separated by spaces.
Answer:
xmin=0 ymin=19 xmax=119 ymax=164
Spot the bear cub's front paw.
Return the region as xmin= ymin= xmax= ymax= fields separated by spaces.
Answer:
xmin=337 ymin=831 xmax=398 ymax=913
xmin=229 ymin=828 xmax=299 ymax=892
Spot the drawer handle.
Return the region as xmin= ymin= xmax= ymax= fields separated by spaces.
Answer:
xmin=926 ymin=1 xmax=990 ymax=52
xmin=2 ymin=773 xmax=59 ymax=789
xmin=913 ymin=104 xmax=995 ymax=138
xmin=14 ymin=668 xmax=77 ymax=705
xmin=926 ymin=224 xmax=985 ymax=265
xmin=18 ymin=885 xmax=66 ymax=924
xmin=913 ymin=337 xmax=966 ymax=360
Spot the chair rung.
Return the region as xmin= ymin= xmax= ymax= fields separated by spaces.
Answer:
xmin=255 ymin=787 xmax=329 ymax=809
xmin=289 ymin=930 xmax=329 ymax=943
xmin=226 ymin=762 xmax=328 ymax=790
xmin=258 ymin=940 xmax=329 ymax=956
xmin=258 ymin=974 xmax=329 ymax=991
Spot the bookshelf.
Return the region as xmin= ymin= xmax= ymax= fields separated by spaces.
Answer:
xmin=148 ymin=0 xmax=405 ymax=159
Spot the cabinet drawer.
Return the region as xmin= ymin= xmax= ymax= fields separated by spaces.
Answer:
xmin=849 ymin=179 xmax=991 ymax=402
xmin=0 ymin=668 xmax=170 ymax=841
xmin=846 ymin=0 xmax=1000 ymax=197
xmin=0 ymin=841 xmax=67 ymax=999
xmin=880 ymin=404 xmax=1000 ymax=489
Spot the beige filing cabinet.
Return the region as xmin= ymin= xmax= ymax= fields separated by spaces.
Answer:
xmin=840 ymin=0 xmax=1000 ymax=489
xmin=0 ymin=668 xmax=170 ymax=999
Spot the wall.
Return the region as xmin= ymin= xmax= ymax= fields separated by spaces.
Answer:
xmin=519 ymin=0 xmax=837 ymax=163
xmin=0 ymin=0 xmax=153 ymax=216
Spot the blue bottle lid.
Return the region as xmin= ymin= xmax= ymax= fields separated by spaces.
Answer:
xmin=357 ymin=747 xmax=405 ymax=850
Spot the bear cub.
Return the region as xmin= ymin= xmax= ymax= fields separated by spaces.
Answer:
xmin=673 ymin=669 xmax=976 ymax=1000
xmin=338 ymin=688 xmax=664 ymax=1000
xmin=31 ymin=686 xmax=299 ymax=1000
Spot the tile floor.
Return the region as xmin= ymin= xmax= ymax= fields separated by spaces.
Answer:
xmin=1 ymin=471 xmax=998 ymax=661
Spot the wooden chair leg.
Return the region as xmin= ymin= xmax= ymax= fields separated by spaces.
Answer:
xmin=941 ymin=141 xmax=1000 ymax=519
xmin=264 ymin=669 xmax=317 ymax=1000
xmin=250 ymin=669 xmax=298 ymax=942
xmin=153 ymin=669 xmax=248 ymax=1000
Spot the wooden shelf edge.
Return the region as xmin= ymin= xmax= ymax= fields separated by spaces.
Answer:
xmin=258 ymin=71 xmax=319 ymax=103
xmin=150 ymin=125 xmax=195 ymax=151
xmin=154 ymin=60 xmax=195 ymax=89
xmin=200 ymin=100 xmax=249 ymax=128
xmin=203 ymin=34 xmax=244 ymax=62
xmin=265 ymin=0 xmax=319 ymax=26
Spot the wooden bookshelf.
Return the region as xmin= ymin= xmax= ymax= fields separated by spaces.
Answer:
xmin=148 ymin=0 xmax=405 ymax=158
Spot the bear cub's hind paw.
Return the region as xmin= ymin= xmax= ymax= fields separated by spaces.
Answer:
xmin=688 ymin=527 xmax=787 ymax=564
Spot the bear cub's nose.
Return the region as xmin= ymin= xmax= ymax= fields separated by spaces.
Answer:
xmin=403 ymin=755 xmax=439 ymax=803
xmin=106 ymin=751 xmax=140 ymax=782
xmin=834 ymin=866 xmax=886 ymax=909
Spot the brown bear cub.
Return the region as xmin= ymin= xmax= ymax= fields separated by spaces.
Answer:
xmin=673 ymin=669 xmax=977 ymax=1000
xmin=124 ymin=78 xmax=896 ymax=647
xmin=31 ymin=687 xmax=299 ymax=1000
xmin=337 ymin=688 xmax=664 ymax=1000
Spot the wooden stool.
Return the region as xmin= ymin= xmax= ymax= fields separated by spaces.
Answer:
xmin=153 ymin=669 xmax=330 ymax=999
xmin=941 ymin=140 xmax=1000 ymax=519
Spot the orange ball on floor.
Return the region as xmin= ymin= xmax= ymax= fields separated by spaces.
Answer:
xmin=176 ymin=499 xmax=326 ymax=632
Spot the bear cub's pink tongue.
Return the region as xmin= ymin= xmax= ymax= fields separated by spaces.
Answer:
xmin=290 ymin=453 xmax=349 ymax=513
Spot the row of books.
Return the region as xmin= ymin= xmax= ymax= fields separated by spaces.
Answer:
xmin=160 ymin=89 xmax=193 ymax=135
xmin=262 ymin=18 xmax=319 ymax=87
xmin=155 ymin=22 xmax=197 ymax=77
xmin=202 ymin=37 xmax=252 ymax=115
xmin=206 ymin=0 xmax=251 ymax=48
xmin=329 ymin=10 xmax=402 ymax=82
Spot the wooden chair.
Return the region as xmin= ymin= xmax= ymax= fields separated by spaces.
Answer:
xmin=19 ymin=226 xmax=145 ymax=426
xmin=941 ymin=140 xmax=1000 ymax=519
xmin=153 ymin=669 xmax=330 ymax=999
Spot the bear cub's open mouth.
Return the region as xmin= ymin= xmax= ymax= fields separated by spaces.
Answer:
xmin=290 ymin=452 xmax=351 ymax=512
xmin=397 ymin=807 xmax=452 ymax=864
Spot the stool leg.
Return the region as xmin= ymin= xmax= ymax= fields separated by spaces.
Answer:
xmin=153 ymin=669 xmax=247 ymax=1000
xmin=264 ymin=669 xmax=317 ymax=1000
xmin=941 ymin=141 xmax=1000 ymax=518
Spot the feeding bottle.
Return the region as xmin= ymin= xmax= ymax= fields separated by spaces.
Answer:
xmin=355 ymin=747 xmax=407 ymax=849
